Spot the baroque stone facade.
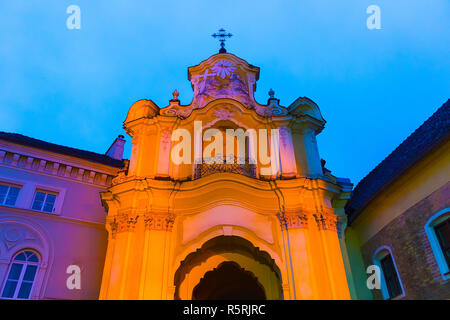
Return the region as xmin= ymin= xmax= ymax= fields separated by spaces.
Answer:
xmin=99 ymin=51 xmax=353 ymax=300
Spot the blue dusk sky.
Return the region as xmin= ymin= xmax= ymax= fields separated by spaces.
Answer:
xmin=0 ymin=0 xmax=448 ymax=184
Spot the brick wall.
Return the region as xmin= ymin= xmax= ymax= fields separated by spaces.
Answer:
xmin=360 ymin=182 xmax=450 ymax=300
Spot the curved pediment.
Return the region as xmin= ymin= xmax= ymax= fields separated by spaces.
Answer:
xmin=124 ymin=99 xmax=160 ymax=124
xmin=188 ymin=52 xmax=260 ymax=82
xmin=288 ymin=97 xmax=325 ymax=123
xmin=159 ymin=52 xmax=295 ymax=120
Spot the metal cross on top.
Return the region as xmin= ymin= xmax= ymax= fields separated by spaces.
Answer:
xmin=212 ymin=28 xmax=233 ymax=53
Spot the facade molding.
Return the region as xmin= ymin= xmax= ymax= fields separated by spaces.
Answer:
xmin=0 ymin=146 xmax=117 ymax=188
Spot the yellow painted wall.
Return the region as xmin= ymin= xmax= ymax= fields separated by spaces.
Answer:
xmin=345 ymin=140 xmax=450 ymax=299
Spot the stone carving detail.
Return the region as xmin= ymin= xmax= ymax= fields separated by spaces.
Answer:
xmin=159 ymin=55 xmax=295 ymax=120
xmin=160 ymin=105 xmax=193 ymax=119
xmin=160 ymin=128 xmax=172 ymax=151
xmin=253 ymin=104 xmax=289 ymax=118
xmin=277 ymin=213 xmax=308 ymax=230
xmin=108 ymin=214 xmax=139 ymax=237
xmin=144 ymin=213 xmax=175 ymax=231
xmin=161 ymin=58 xmax=260 ymax=118
xmin=0 ymin=224 xmax=42 ymax=254
xmin=107 ymin=211 xmax=176 ymax=236
xmin=213 ymin=107 xmax=234 ymax=120
xmin=312 ymin=213 xmax=338 ymax=232
xmin=192 ymin=60 xmax=252 ymax=109
xmin=3 ymin=227 xmax=21 ymax=250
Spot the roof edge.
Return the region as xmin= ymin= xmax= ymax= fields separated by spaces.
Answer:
xmin=0 ymin=132 xmax=124 ymax=168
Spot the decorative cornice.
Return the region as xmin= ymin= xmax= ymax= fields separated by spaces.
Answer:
xmin=0 ymin=148 xmax=116 ymax=187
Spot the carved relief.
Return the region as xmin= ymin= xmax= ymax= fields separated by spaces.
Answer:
xmin=3 ymin=227 xmax=21 ymax=250
xmin=253 ymin=103 xmax=289 ymax=117
xmin=312 ymin=213 xmax=338 ymax=232
xmin=0 ymin=222 xmax=45 ymax=259
xmin=160 ymin=105 xmax=193 ymax=119
xmin=161 ymin=57 xmax=261 ymax=118
xmin=144 ymin=213 xmax=175 ymax=232
xmin=213 ymin=106 xmax=235 ymax=120
xmin=160 ymin=128 xmax=172 ymax=150
xmin=277 ymin=212 xmax=308 ymax=230
xmin=107 ymin=214 xmax=140 ymax=237
xmin=191 ymin=60 xmax=252 ymax=110
xmin=108 ymin=213 xmax=175 ymax=238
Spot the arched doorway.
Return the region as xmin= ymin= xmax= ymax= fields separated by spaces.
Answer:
xmin=174 ymin=236 xmax=283 ymax=300
xmin=192 ymin=262 xmax=266 ymax=300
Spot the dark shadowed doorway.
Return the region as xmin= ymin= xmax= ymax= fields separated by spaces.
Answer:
xmin=192 ymin=261 xmax=266 ymax=300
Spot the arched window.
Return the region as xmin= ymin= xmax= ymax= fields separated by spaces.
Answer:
xmin=373 ymin=246 xmax=404 ymax=300
xmin=1 ymin=250 xmax=40 ymax=299
xmin=425 ymin=208 xmax=450 ymax=280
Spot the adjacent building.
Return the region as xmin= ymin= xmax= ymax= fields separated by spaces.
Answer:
xmin=344 ymin=100 xmax=450 ymax=300
xmin=0 ymin=132 xmax=124 ymax=299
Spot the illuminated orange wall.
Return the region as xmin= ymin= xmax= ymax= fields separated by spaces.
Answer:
xmin=99 ymin=53 xmax=352 ymax=300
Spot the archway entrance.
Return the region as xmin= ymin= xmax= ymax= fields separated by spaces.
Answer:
xmin=174 ymin=236 xmax=283 ymax=300
xmin=192 ymin=262 xmax=266 ymax=300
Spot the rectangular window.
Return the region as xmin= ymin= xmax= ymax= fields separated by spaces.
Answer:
xmin=0 ymin=183 xmax=21 ymax=206
xmin=32 ymin=190 xmax=57 ymax=213
xmin=380 ymin=254 xmax=402 ymax=299
xmin=435 ymin=220 xmax=450 ymax=269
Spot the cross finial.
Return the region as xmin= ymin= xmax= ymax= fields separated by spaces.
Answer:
xmin=212 ymin=28 xmax=233 ymax=53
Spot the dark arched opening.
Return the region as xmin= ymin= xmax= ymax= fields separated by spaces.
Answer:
xmin=192 ymin=261 xmax=266 ymax=300
xmin=174 ymin=235 xmax=283 ymax=300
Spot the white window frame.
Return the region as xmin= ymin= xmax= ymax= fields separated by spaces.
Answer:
xmin=31 ymin=189 xmax=59 ymax=214
xmin=373 ymin=246 xmax=405 ymax=300
xmin=0 ymin=182 xmax=22 ymax=207
xmin=425 ymin=207 xmax=450 ymax=280
xmin=27 ymin=183 xmax=66 ymax=215
xmin=1 ymin=250 xmax=40 ymax=300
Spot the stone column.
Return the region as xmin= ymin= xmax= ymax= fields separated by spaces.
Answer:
xmin=278 ymin=212 xmax=315 ymax=299
xmin=100 ymin=213 xmax=140 ymax=299
xmin=138 ymin=213 xmax=175 ymax=299
xmin=312 ymin=212 xmax=351 ymax=299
